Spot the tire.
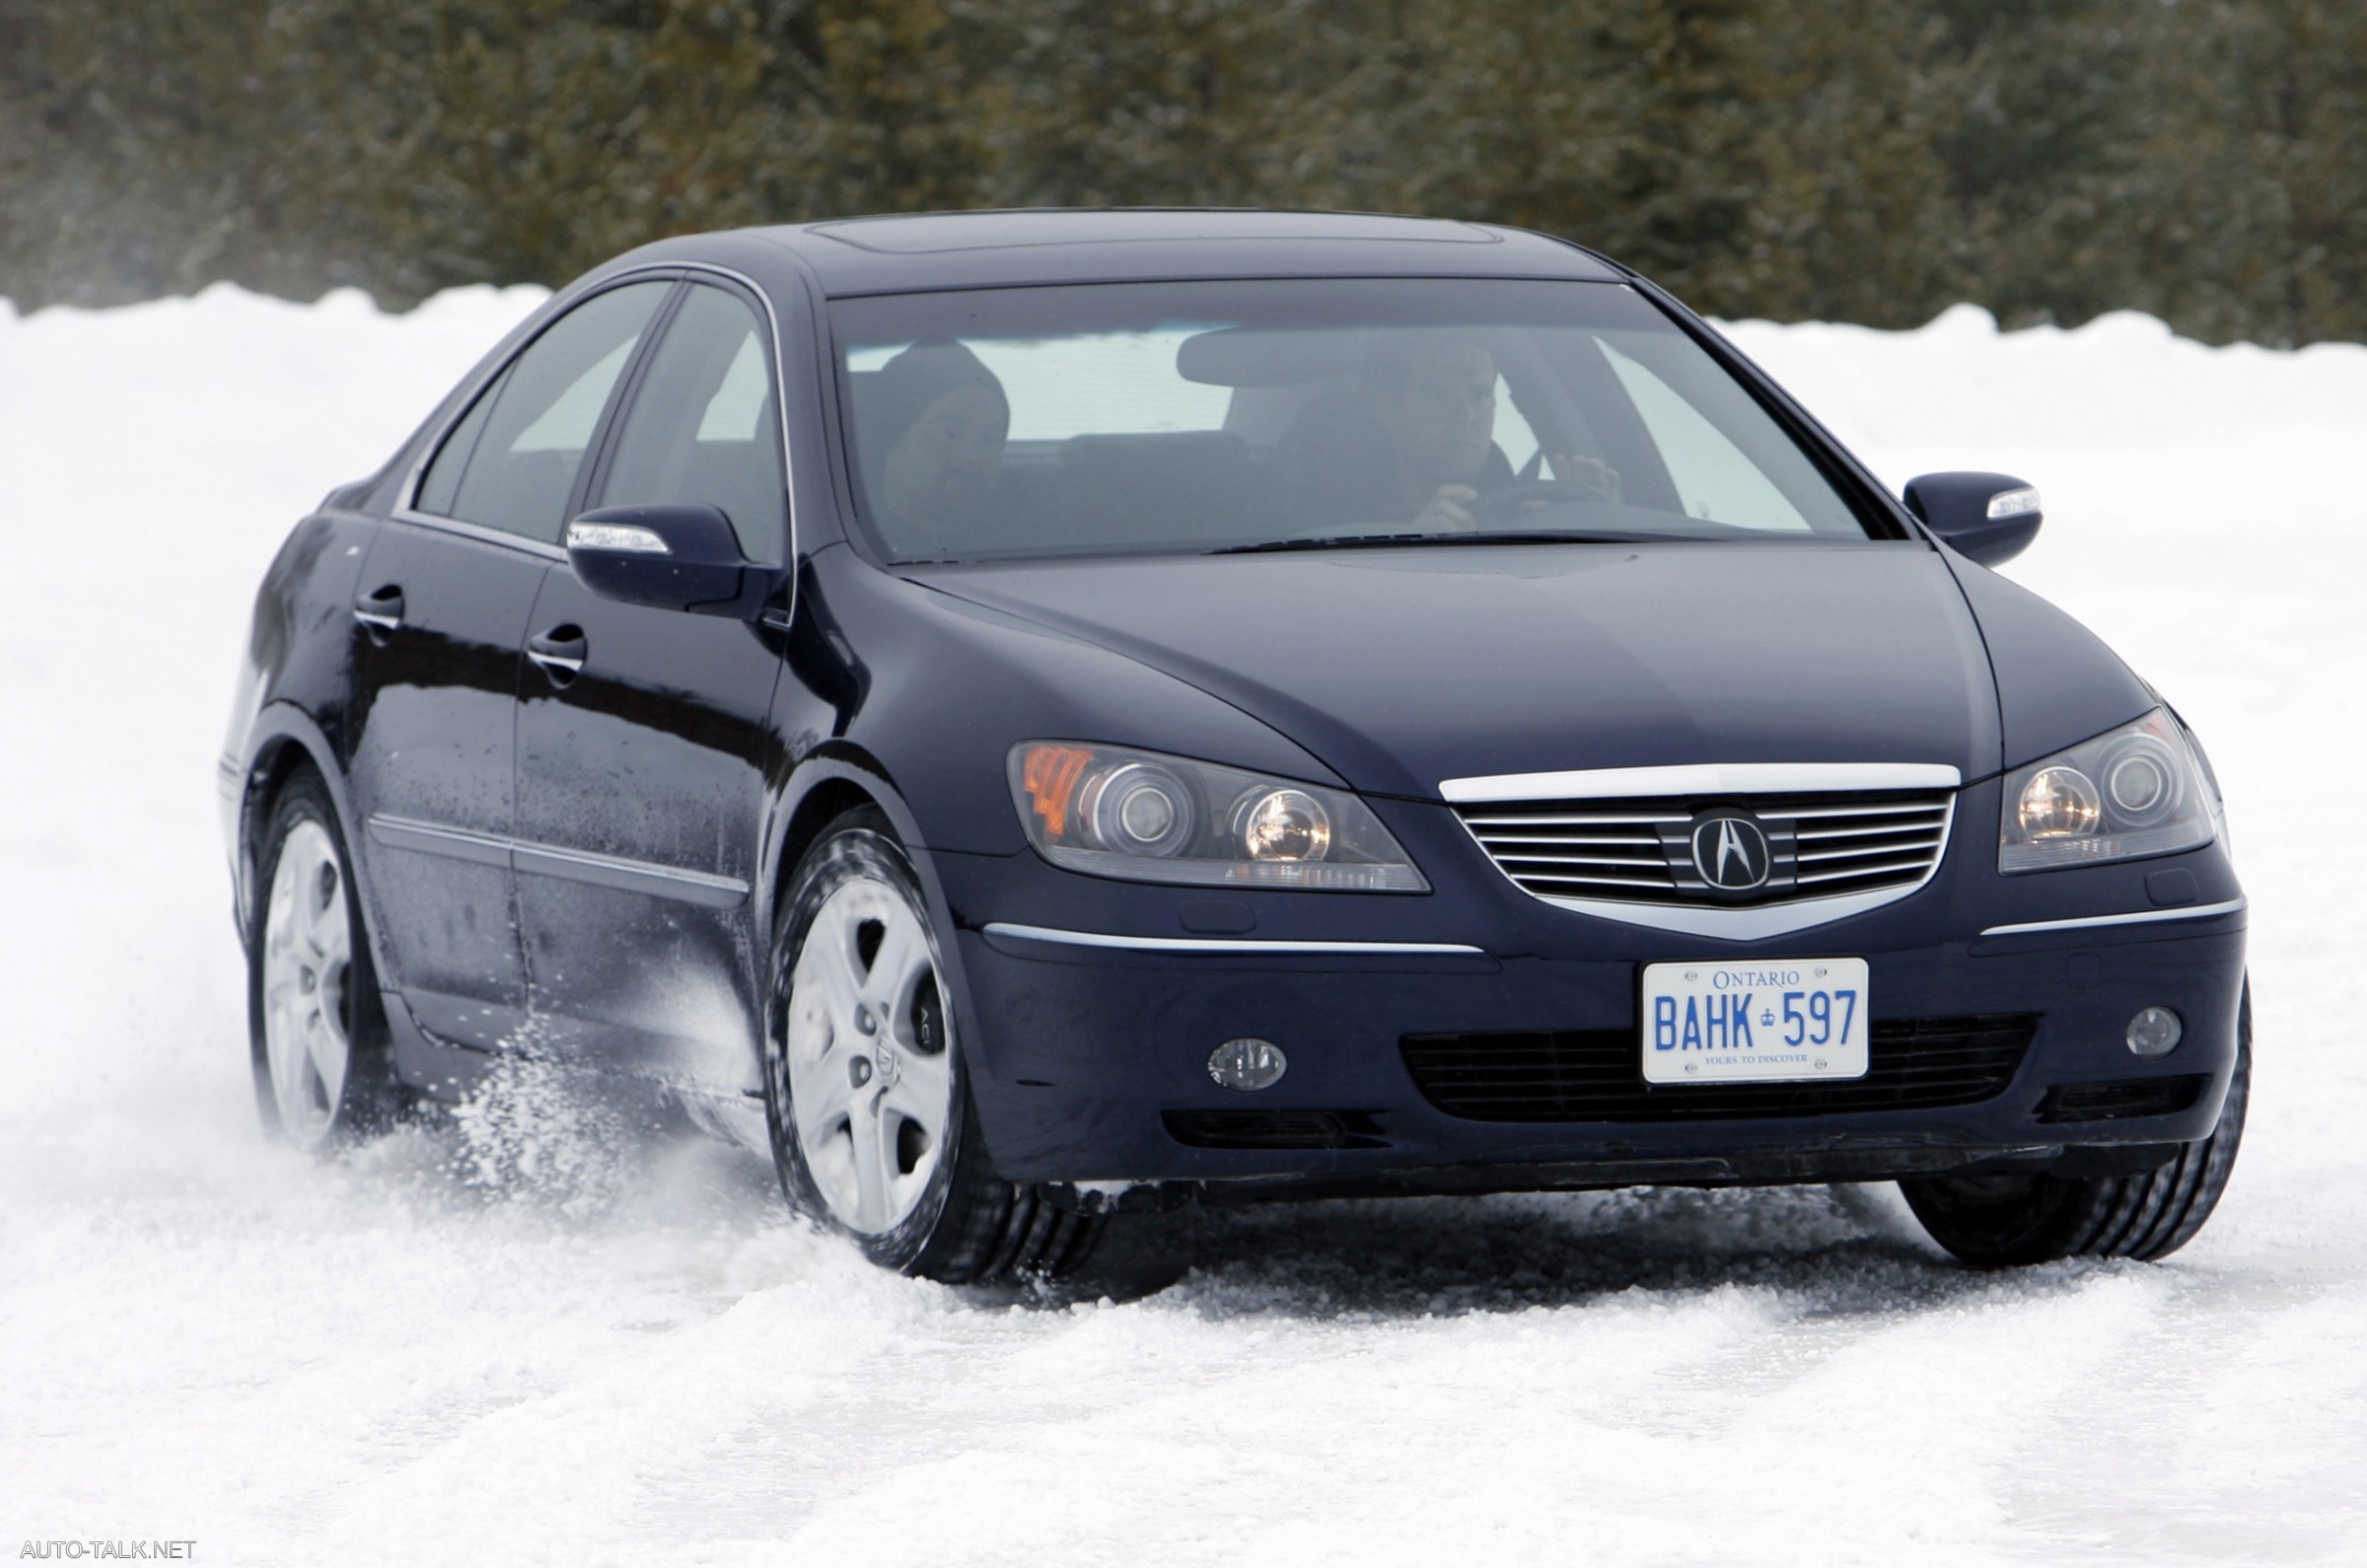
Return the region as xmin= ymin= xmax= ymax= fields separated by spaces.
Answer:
xmin=760 ymin=809 xmax=1102 ymax=1283
xmin=1902 ymin=984 xmax=2252 ymax=1265
xmin=248 ymin=768 xmax=405 ymax=1149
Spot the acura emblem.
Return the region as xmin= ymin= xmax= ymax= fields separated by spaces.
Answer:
xmin=1690 ymin=812 xmax=1770 ymax=891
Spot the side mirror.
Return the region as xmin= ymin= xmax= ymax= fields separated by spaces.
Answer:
xmin=564 ymin=504 xmax=770 ymax=618
xmin=1902 ymin=471 xmax=2044 ymax=567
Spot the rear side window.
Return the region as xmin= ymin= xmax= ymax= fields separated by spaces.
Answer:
xmin=415 ymin=281 xmax=672 ymax=543
xmin=598 ymin=284 xmax=787 ymax=561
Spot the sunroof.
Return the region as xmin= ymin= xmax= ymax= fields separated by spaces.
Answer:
xmin=805 ymin=210 xmax=1507 ymax=255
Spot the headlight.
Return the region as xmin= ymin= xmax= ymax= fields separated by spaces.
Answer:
xmin=1998 ymin=708 xmax=2216 ymax=873
xmin=1010 ymin=743 xmax=1427 ymax=891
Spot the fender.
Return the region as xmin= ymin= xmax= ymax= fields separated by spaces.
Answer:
xmin=756 ymin=745 xmax=998 ymax=1084
xmin=1936 ymin=548 xmax=2156 ymax=771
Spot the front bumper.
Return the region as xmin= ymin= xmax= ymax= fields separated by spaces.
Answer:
xmin=930 ymin=786 xmax=2248 ymax=1207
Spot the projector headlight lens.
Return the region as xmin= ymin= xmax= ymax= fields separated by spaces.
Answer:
xmin=2101 ymin=735 xmax=2183 ymax=828
xmin=1237 ymin=788 xmax=1332 ymax=863
xmin=1999 ymin=708 xmax=2215 ymax=873
xmin=1012 ymin=743 xmax=1425 ymax=891
xmin=1083 ymin=762 xmax=1196 ymax=858
xmin=2017 ymin=766 xmax=2102 ymax=841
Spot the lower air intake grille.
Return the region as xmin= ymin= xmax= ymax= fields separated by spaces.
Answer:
xmin=2039 ymin=1076 xmax=2207 ymax=1123
xmin=1401 ymin=1015 xmax=2039 ymax=1123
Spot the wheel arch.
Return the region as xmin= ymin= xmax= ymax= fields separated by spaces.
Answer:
xmin=233 ymin=706 xmax=393 ymax=988
xmin=761 ymin=746 xmax=999 ymax=1088
xmin=764 ymin=747 xmax=934 ymax=926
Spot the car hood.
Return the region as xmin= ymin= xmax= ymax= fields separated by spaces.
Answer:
xmin=916 ymin=541 xmax=2008 ymax=799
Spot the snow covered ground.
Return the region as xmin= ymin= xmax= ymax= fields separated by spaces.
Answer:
xmin=2 ymin=283 xmax=2362 ymax=1565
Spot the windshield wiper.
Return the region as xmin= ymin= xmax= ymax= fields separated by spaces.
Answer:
xmin=1207 ymin=530 xmax=1663 ymax=555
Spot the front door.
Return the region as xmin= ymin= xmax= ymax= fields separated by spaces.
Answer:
xmin=513 ymin=280 xmax=790 ymax=1084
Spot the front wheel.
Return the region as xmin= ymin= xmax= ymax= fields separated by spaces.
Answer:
xmin=1901 ymin=986 xmax=2251 ymax=1265
xmin=761 ymin=810 xmax=1101 ymax=1282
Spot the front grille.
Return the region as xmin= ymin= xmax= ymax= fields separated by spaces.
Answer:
xmin=1457 ymin=789 xmax=1954 ymax=906
xmin=1402 ymin=1014 xmax=2038 ymax=1122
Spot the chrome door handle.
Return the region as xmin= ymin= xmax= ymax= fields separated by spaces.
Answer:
xmin=527 ymin=625 xmax=588 ymax=684
xmin=353 ymin=584 xmax=404 ymax=636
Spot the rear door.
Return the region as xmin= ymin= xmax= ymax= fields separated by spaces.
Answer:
xmin=512 ymin=279 xmax=791 ymax=1082
xmin=345 ymin=278 xmax=674 ymax=1050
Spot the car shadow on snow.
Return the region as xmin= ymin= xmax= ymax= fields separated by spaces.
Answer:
xmin=343 ymin=1073 xmax=2120 ymax=1323
xmin=1035 ymin=1182 xmax=2120 ymax=1319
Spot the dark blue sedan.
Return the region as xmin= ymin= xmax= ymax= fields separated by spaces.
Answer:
xmin=221 ymin=210 xmax=2249 ymax=1280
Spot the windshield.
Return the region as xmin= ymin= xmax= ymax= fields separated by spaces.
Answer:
xmin=829 ymin=279 xmax=1883 ymax=563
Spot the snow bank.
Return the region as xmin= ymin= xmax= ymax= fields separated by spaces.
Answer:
xmin=2 ymin=285 xmax=2362 ymax=1565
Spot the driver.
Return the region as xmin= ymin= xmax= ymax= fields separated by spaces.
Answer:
xmin=861 ymin=338 xmax=1012 ymax=555
xmin=1371 ymin=333 xmax=1512 ymax=532
xmin=1288 ymin=331 xmax=1620 ymax=532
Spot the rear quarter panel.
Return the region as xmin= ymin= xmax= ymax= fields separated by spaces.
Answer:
xmin=221 ymin=508 xmax=381 ymax=933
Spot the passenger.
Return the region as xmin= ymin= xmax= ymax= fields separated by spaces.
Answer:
xmin=863 ymin=339 xmax=1011 ymax=554
xmin=1288 ymin=331 xmax=1620 ymax=531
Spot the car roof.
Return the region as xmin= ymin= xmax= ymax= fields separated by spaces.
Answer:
xmin=660 ymin=209 xmax=1627 ymax=297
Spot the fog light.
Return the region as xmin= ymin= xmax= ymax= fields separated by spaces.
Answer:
xmin=1207 ymin=1037 xmax=1287 ymax=1091
xmin=2125 ymin=1006 xmax=2184 ymax=1057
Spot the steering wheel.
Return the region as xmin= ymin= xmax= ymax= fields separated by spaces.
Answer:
xmin=1469 ymin=478 xmax=1612 ymax=529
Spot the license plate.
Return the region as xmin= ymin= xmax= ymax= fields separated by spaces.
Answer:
xmin=1640 ymin=958 xmax=1870 ymax=1085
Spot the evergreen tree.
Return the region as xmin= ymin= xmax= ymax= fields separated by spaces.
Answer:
xmin=1 ymin=0 xmax=2361 ymax=344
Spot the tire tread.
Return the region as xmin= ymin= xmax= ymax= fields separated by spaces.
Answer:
xmin=1902 ymin=988 xmax=2250 ymax=1268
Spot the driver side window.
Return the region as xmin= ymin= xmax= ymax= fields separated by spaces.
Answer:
xmin=597 ymin=284 xmax=787 ymax=561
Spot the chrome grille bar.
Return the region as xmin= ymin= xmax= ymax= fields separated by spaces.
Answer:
xmin=1465 ymin=813 xmax=1693 ymax=827
xmin=1796 ymin=856 xmax=1937 ymax=885
xmin=1795 ymin=819 xmax=1947 ymax=841
xmin=1770 ymin=810 xmax=1950 ymax=823
xmin=1473 ymin=832 xmax=1677 ymax=847
xmin=1515 ymin=871 xmax=1673 ymax=890
xmin=1794 ymin=845 xmax=1942 ymax=864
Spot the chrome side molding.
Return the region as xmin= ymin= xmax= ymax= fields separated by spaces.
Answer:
xmin=366 ymin=813 xmax=750 ymax=908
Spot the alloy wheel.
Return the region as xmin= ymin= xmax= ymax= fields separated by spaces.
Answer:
xmin=260 ymin=819 xmax=353 ymax=1148
xmin=782 ymin=876 xmax=956 ymax=1235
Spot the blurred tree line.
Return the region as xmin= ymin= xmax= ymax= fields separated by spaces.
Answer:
xmin=2 ymin=0 xmax=2361 ymax=343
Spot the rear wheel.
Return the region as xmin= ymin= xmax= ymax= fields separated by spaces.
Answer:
xmin=1902 ymin=986 xmax=2251 ymax=1265
xmin=249 ymin=769 xmax=404 ymax=1148
xmin=761 ymin=810 xmax=1101 ymax=1282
